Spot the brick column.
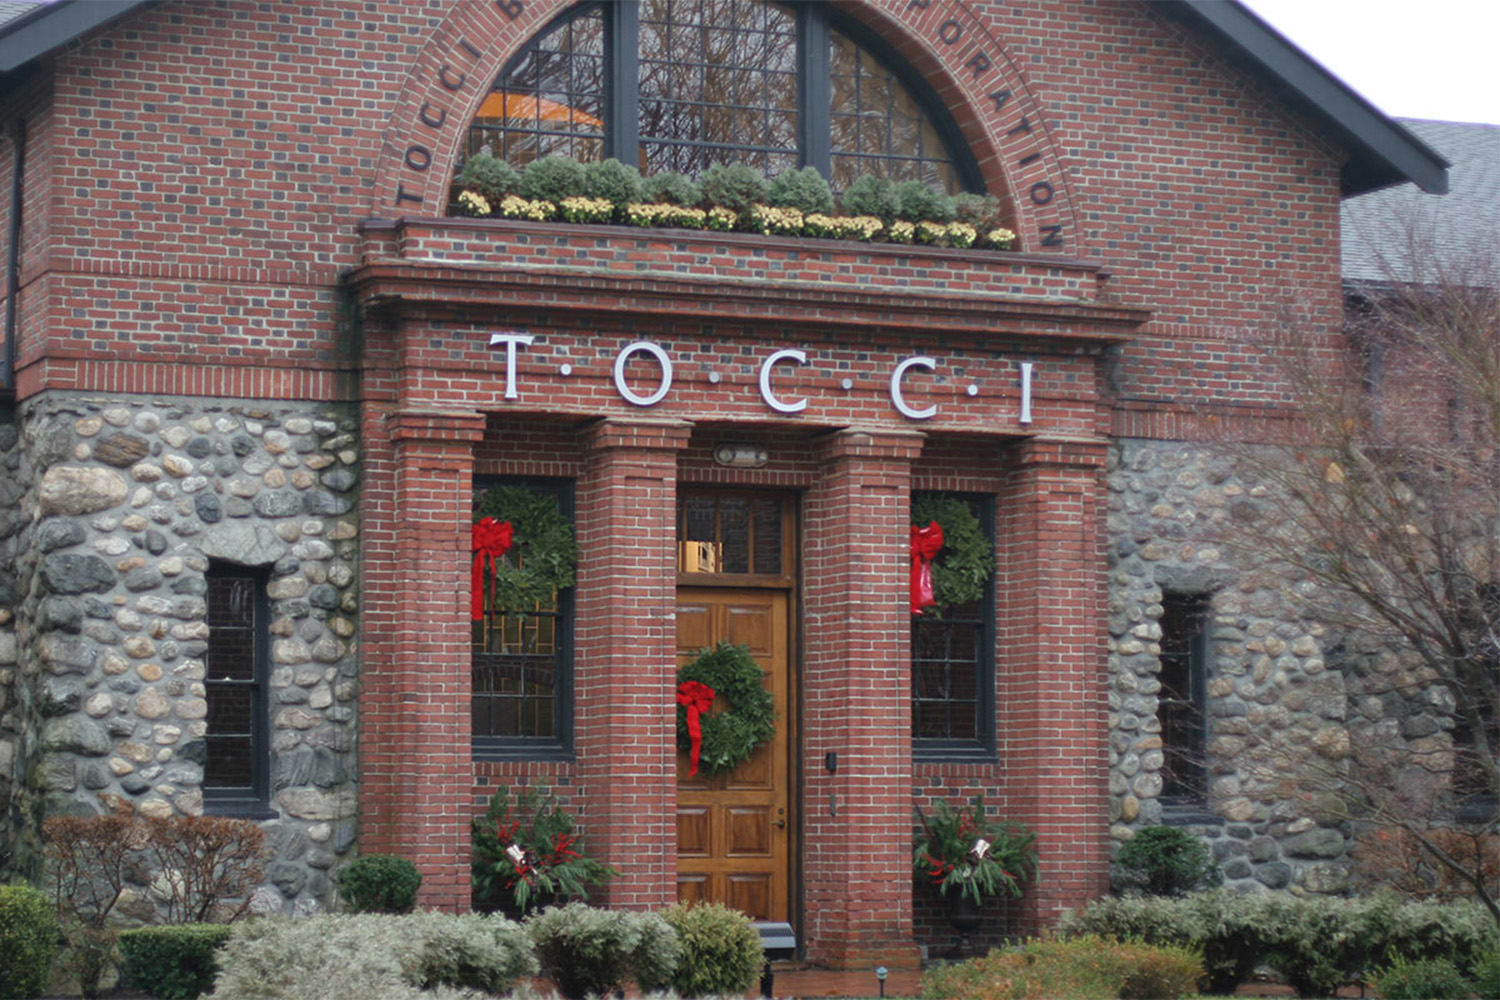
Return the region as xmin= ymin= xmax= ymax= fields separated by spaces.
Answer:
xmin=996 ymin=436 xmax=1111 ymax=928
xmin=801 ymin=428 xmax=926 ymax=969
xmin=575 ymin=417 xmax=693 ymax=910
xmin=358 ymin=407 xmax=484 ymax=911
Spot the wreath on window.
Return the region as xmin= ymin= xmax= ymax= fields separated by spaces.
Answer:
xmin=675 ymin=642 xmax=777 ymax=778
xmin=474 ymin=484 xmax=577 ymax=612
xmin=911 ymin=493 xmax=995 ymax=614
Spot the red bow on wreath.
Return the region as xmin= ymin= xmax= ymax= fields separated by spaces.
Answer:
xmin=676 ymin=680 xmax=717 ymax=776
xmin=910 ymin=521 xmax=944 ymax=615
xmin=471 ymin=517 xmax=514 ymax=621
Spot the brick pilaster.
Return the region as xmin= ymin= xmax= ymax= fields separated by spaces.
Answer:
xmin=801 ymin=428 xmax=927 ymax=969
xmin=575 ymin=417 xmax=694 ymax=910
xmin=996 ymin=436 xmax=1111 ymax=927
xmin=358 ymin=407 xmax=485 ymax=911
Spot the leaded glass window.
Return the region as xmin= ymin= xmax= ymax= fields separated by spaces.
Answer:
xmin=204 ymin=565 xmax=269 ymax=809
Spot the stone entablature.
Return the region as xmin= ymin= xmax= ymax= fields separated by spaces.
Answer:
xmin=5 ymin=392 xmax=361 ymax=915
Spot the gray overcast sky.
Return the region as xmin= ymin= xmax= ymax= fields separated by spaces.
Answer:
xmin=1241 ymin=0 xmax=1500 ymax=125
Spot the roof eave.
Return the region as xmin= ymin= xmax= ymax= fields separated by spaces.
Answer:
xmin=1160 ymin=0 xmax=1450 ymax=196
xmin=0 ymin=0 xmax=151 ymax=75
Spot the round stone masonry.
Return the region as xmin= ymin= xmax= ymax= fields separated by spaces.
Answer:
xmin=22 ymin=394 xmax=361 ymax=915
xmin=1106 ymin=440 xmax=1358 ymax=895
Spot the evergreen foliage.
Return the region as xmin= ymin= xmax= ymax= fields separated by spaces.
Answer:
xmin=698 ymin=162 xmax=769 ymax=214
xmin=582 ymin=158 xmax=645 ymax=208
xmin=119 ymin=924 xmax=232 ymax=1000
xmin=643 ymin=170 xmax=702 ymax=206
xmin=524 ymin=903 xmax=678 ymax=1000
xmin=839 ymin=174 xmax=900 ymax=223
xmin=335 ymin=854 xmax=422 ymax=914
xmin=767 ymin=166 xmax=835 ymax=214
xmin=895 ymin=179 xmax=956 ymax=222
xmin=1113 ymin=825 xmax=1222 ymax=897
xmin=457 ymin=149 xmax=522 ymax=200
xmin=0 ymin=883 xmax=58 ymax=1000
xmin=518 ymin=155 xmax=588 ymax=202
xmin=660 ymin=901 xmax=765 ymax=998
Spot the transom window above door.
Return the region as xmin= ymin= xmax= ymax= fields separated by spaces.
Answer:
xmin=466 ymin=0 xmax=982 ymax=193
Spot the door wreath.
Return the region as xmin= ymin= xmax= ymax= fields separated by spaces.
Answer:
xmin=675 ymin=642 xmax=776 ymax=778
xmin=472 ymin=483 xmax=577 ymax=617
xmin=911 ymin=492 xmax=995 ymax=614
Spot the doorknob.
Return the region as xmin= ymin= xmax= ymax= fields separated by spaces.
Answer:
xmin=773 ymin=818 xmax=787 ymax=829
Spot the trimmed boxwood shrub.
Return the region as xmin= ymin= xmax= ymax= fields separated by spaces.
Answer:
xmin=1371 ymin=954 xmax=1471 ymax=1000
xmin=0 ymin=884 xmax=58 ymax=1000
xmin=767 ymin=165 xmax=835 ymax=214
xmin=895 ymin=179 xmax=956 ymax=222
xmin=457 ymin=150 xmax=522 ymax=201
xmin=120 ymin=924 xmax=233 ymax=1000
xmin=335 ymin=854 xmax=422 ymax=914
xmin=643 ymin=171 xmax=701 ymax=207
xmin=583 ymin=158 xmax=645 ymax=209
xmin=661 ymin=901 xmax=764 ymax=998
xmin=519 ymin=154 xmax=588 ymax=202
xmin=698 ymin=162 xmax=769 ymax=214
xmin=839 ymin=174 xmax=899 ymax=223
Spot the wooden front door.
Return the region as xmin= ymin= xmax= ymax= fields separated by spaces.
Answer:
xmin=675 ymin=586 xmax=793 ymax=922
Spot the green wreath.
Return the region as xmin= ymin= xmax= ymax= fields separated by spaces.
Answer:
xmin=676 ymin=642 xmax=777 ymax=777
xmin=474 ymin=484 xmax=577 ymax=610
xmin=912 ymin=492 xmax=995 ymax=614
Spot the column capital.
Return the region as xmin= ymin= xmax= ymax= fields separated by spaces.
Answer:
xmin=582 ymin=416 xmax=695 ymax=453
xmin=812 ymin=426 xmax=926 ymax=464
xmin=386 ymin=408 xmax=486 ymax=444
xmin=1011 ymin=434 xmax=1110 ymax=469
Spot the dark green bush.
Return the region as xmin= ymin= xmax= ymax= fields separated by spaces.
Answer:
xmin=518 ymin=154 xmax=588 ymax=202
xmin=643 ymin=171 xmax=701 ymax=206
xmin=525 ymin=903 xmax=678 ymax=1000
xmin=1371 ymin=953 xmax=1471 ymax=1000
xmin=0 ymin=883 xmax=58 ymax=1000
xmin=698 ymin=162 xmax=769 ymax=214
xmin=839 ymin=174 xmax=899 ymax=223
xmin=661 ymin=901 xmax=764 ymax=998
xmin=1114 ymin=825 xmax=1222 ymax=897
xmin=457 ymin=149 xmax=522 ymax=200
xmin=895 ymin=179 xmax=956 ymax=222
xmin=119 ymin=924 xmax=232 ymax=1000
xmin=919 ymin=935 xmax=1203 ymax=1000
xmin=335 ymin=854 xmax=422 ymax=914
xmin=954 ymin=191 xmax=1006 ymax=230
xmin=1472 ymin=951 xmax=1500 ymax=998
xmin=767 ymin=166 xmax=835 ymax=214
xmin=583 ymin=158 xmax=644 ymax=208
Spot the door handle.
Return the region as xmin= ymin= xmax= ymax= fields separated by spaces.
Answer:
xmin=773 ymin=818 xmax=787 ymax=829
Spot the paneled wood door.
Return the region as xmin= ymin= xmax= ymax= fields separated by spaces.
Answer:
xmin=675 ymin=587 xmax=792 ymax=922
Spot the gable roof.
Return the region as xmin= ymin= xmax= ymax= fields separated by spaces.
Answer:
xmin=1341 ymin=119 xmax=1499 ymax=286
xmin=1 ymin=0 xmax=1450 ymax=198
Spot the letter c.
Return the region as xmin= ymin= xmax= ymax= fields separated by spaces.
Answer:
xmin=759 ymin=349 xmax=808 ymax=414
xmin=891 ymin=356 xmax=938 ymax=420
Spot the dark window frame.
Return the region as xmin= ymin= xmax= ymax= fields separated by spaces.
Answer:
xmin=471 ymin=476 xmax=576 ymax=761
xmin=912 ymin=491 xmax=997 ymax=762
xmin=203 ymin=562 xmax=272 ymax=816
xmin=469 ymin=0 xmax=983 ymax=192
xmin=1158 ymin=592 xmax=1212 ymax=808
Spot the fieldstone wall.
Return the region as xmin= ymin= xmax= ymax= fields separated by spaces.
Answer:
xmin=11 ymin=391 xmax=361 ymax=915
xmin=0 ymin=410 xmax=40 ymax=877
xmin=1106 ymin=440 xmax=1359 ymax=895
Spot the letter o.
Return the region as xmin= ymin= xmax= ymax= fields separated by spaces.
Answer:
xmin=890 ymin=355 xmax=938 ymax=420
xmin=1029 ymin=180 xmax=1054 ymax=205
xmin=613 ymin=341 xmax=674 ymax=407
xmin=405 ymin=145 xmax=432 ymax=172
xmin=938 ymin=19 xmax=964 ymax=44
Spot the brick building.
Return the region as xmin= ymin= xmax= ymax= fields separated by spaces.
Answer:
xmin=0 ymin=0 xmax=1449 ymax=966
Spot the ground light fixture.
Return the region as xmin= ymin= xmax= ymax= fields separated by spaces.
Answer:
xmin=875 ymin=966 xmax=888 ymax=998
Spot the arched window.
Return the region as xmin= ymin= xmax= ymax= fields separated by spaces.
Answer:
xmin=466 ymin=0 xmax=980 ymax=193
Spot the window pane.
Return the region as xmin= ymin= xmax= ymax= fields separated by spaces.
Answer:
xmin=1159 ymin=594 xmax=1211 ymax=800
xmin=204 ymin=736 xmax=253 ymax=787
xmin=205 ymin=569 xmax=263 ymax=796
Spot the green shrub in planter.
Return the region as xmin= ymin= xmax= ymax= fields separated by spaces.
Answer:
xmin=661 ymin=901 xmax=764 ymax=998
xmin=526 ymin=903 xmax=678 ymax=1000
xmin=120 ymin=924 xmax=232 ymax=1000
xmin=0 ymin=883 xmax=58 ymax=1000
xmin=894 ymin=180 xmax=956 ymax=223
xmin=1113 ymin=825 xmax=1222 ymax=897
xmin=1371 ymin=954 xmax=1471 ymax=1000
xmin=335 ymin=854 xmax=422 ymax=913
xmin=583 ymin=158 xmax=645 ymax=209
xmin=643 ymin=171 xmax=701 ymax=207
xmin=457 ymin=149 xmax=522 ymax=201
xmin=839 ymin=175 xmax=899 ymax=224
xmin=519 ymin=154 xmax=588 ymax=202
xmin=698 ymin=162 xmax=769 ymax=215
xmin=954 ymin=191 xmax=1006 ymax=230
xmin=767 ymin=166 xmax=835 ymax=215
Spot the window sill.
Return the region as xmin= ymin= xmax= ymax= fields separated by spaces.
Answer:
xmin=914 ymin=744 xmax=999 ymax=766
xmin=472 ymin=741 xmax=575 ymax=764
xmin=203 ymin=797 xmax=276 ymax=820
